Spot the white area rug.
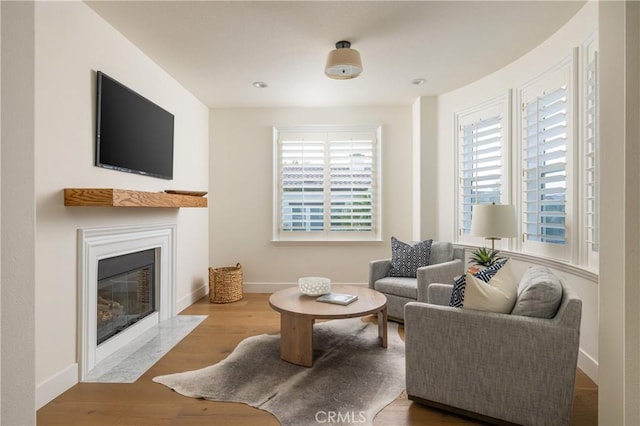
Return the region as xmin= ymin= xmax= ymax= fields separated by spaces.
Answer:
xmin=153 ymin=318 xmax=405 ymax=426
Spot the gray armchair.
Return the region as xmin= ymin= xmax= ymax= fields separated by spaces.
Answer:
xmin=404 ymin=270 xmax=582 ymax=425
xmin=368 ymin=241 xmax=464 ymax=321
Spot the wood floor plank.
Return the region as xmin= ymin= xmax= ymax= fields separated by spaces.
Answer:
xmin=37 ymin=293 xmax=598 ymax=425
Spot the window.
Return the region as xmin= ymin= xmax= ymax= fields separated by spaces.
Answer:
xmin=460 ymin=117 xmax=503 ymax=234
xmin=582 ymin=34 xmax=599 ymax=269
xmin=453 ymin=49 xmax=597 ymax=271
xmin=455 ymin=95 xmax=510 ymax=245
xmin=518 ymin=56 xmax=574 ymax=260
xmin=523 ymin=87 xmax=568 ymax=245
xmin=273 ymin=126 xmax=381 ymax=241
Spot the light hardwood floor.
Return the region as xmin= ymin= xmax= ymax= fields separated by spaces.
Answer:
xmin=37 ymin=293 xmax=598 ymax=425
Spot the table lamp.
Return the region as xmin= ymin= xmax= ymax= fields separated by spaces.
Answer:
xmin=470 ymin=203 xmax=517 ymax=250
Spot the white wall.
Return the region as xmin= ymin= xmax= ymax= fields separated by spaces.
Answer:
xmin=433 ymin=2 xmax=599 ymax=380
xmin=210 ymin=107 xmax=412 ymax=289
xmin=598 ymin=2 xmax=640 ymax=424
xmin=1 ymin=2 xmax=36 ymax=424
xmin=414 ymin=96 xmax=440 ymax=241
xmin=33 ymin=2 xmax=209 ymax=408
xmin=0 ymin=0 xmax=3 ymax=417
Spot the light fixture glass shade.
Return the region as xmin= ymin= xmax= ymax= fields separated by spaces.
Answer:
xmin=325 ymin=41 xmax=362 ymax=80
xmin=470 ymin=203 xmax=517 ymax=240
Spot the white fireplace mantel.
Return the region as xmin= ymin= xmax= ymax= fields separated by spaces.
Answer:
xmin=77 ymin=223 xmax=177 ymax=381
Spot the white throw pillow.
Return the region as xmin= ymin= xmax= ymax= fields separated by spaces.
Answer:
xmin=463 ymin=261 xmax=517 ymax=314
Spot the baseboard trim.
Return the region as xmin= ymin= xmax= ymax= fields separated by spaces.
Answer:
xmin=36 ymin=363 xmax=78 ymax=410
xmin=177 ymin=284 xmax=208 ymax=313
xmin=243 ymin=282 xmax=367 ymax=293
xmin=578 ymin=348 xmax=598 ymax=384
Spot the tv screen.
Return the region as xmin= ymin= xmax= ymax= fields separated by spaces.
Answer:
xmin=96 ymin=71 xmax=175 ymax=180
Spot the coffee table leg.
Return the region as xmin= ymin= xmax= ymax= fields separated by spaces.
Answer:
xmin=378 ymin=306 xmax=388 ymax=348
xmin=280 ymin=313 xmax=314 ymax=367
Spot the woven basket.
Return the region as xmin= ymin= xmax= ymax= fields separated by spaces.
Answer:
xmin=209 ymin=263 xmax=243 ymax=303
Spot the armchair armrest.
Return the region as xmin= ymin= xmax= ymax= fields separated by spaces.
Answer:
xmin=404 ymin=302 xmax=580 ymax=425
xmin=426 ymin=283 xmax=453 ymax=306
xmin=368 ymin=258 xmax=391 ymax=289
xmin=416 ymin=259 xmax=463 ymax=302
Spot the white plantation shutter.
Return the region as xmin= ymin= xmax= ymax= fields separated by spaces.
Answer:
xmin=329 ymin=134 xmax=375 ymax=232
xmin=460 ymin=116 xmax=503 ymax=235
xmin=522 ymin=86 xmax=568 ymax=245
xmin=275 ymin=126 xmax=380 ymax=241
xmin=584 ymin=50 xmax=599 ymax=254
xmin=280 ymin=136 xmax=325 ymax=232
xmin=454 ymin=94 xmax=509 ymax=245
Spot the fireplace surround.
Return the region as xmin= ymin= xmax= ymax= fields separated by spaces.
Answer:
xmin=78 ymin=223 xmax=176 ymax=381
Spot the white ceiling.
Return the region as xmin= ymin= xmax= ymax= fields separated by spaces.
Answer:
xmin=86 ymin=1 xmax=585 ymax=108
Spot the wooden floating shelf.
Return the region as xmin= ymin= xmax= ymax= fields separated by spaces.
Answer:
xmin=64 ymin=188 xmax=207 ymax=208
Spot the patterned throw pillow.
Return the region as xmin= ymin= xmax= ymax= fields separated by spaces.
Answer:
xmin=389 ymin=237 xmax=433 ymax=278
xmin=449 ymin=274 xmax=466 ymax=308
xmin=449 ymin=259 xmax=508 ymax=308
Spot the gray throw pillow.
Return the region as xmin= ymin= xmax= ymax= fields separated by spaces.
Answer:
xmin=389 ymin=237 xmax=432 ymax=278
xmin=511 ymin=266 xmax=563 ymax=318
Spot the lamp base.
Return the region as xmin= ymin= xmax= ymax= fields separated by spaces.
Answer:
xmin=486 ymin=237 xmax=501 ymax=251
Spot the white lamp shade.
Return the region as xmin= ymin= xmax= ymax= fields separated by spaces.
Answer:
xmin=470 ymin=204 xmax=517 ymax=239
xmin=325 ymin=42 xmax=362 ymax=79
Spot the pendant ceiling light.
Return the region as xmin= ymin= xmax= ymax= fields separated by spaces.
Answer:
xmin=325 ymin=40 xmax=363 ymax=80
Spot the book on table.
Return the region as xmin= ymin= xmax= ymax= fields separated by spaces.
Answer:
xmin=316 ymin=292 xmax=358 ymax=306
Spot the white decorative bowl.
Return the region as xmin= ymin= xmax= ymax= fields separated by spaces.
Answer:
xmin=298 ymin=276 xmax=331 ymax=296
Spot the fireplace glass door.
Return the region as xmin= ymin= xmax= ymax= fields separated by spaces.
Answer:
xmin=97 ymin=249 xmax=156 ymax=345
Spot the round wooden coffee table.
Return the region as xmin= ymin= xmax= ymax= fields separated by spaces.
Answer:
xmin=269 ymin=284 xmax=388 ymax=367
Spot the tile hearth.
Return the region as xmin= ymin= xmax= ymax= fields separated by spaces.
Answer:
xmin=84 ymin=315 xmax=206 ymax=383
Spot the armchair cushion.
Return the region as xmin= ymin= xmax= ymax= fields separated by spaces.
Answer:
xmin=389 ymin=237 xmax=432 ymax=278
xmin=374 ymin=277 xmax=418 ymax=299
xmin=511 ymin=266 xmax=563 ymax=318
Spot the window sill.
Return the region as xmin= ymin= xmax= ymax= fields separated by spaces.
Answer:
xmin=270 ymin=239 xmax=384 ymax=246
xmin=455 ymin=243 xmax=598 ymax=283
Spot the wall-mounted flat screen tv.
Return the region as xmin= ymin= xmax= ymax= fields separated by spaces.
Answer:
xmin=96 ymin=71 xmax=175 ymax=180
